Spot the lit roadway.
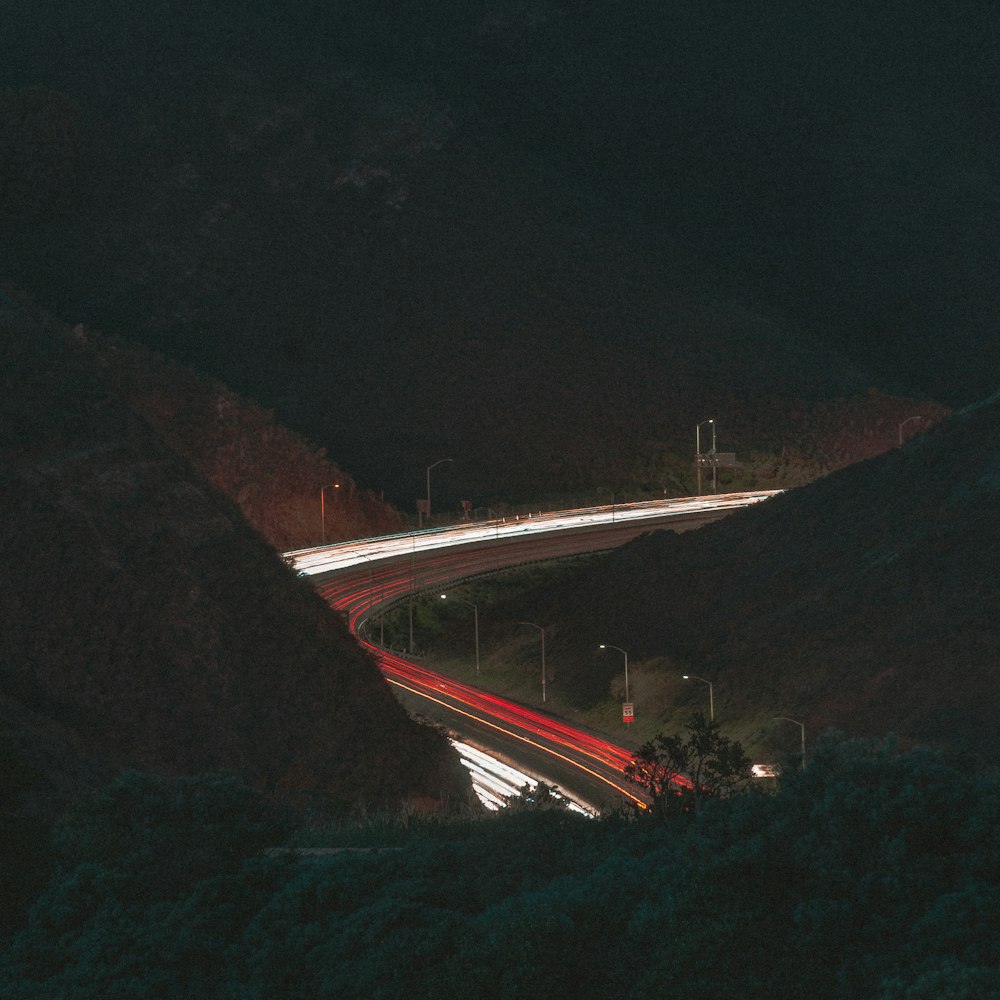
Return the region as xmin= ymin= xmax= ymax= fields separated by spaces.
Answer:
xmin=288 ymin=492 xmax=778 ymax=812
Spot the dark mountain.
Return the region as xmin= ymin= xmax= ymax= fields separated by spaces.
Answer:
xmin=0 ymin=304 xmax=471 ymax=825
xmin=1 ymin=1 xmax=978 ymax=509
xmin=492 ymin=397 xmax=1000 ymax=764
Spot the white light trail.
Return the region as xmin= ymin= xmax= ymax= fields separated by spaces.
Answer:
xmin=288 ymin=492 xmax=780 ymax=813
xmin=287 ymin=492 xmax=779 ymax=576
xmin=452 ymin=740 xmax=596 ymax=815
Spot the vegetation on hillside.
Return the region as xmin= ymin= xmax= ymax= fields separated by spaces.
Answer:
xmin=3 ymin=734 xmax=997 ymax=998
xmin=83 ymin=325 xmax=405 ymax=549
xmin=625 ymin=713 xmax=752 ymax=817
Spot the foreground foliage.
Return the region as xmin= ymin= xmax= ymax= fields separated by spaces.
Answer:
xmin=625 ymin=712 xmax=752 ymax=816
xmin=3 ymin=736 xmax=999 ymax=999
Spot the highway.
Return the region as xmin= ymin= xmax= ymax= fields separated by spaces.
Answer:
xmin=287 ymin=492 xmax=778 ymax=812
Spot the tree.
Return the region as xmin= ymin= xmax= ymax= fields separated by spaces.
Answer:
xmin=503 ymin=780 xmax=570 ymax=812
xmin=624 ymin=712 xmax=752 ymax=816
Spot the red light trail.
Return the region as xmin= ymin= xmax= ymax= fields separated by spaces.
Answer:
xmin=315 ymin=560 xmax=649 ymax=808
xmin=296 ymin=498 xmax=782 ymax=808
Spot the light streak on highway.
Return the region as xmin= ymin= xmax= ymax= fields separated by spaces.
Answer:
xmin=288 ymin=492 xmax=778 ymax=576
xmin=452 ymin=741 xmax=595 ymax=815
xmin=381 ymin=650 xmax=651 ymax=808
xmin=288 ymin=492 xmax=778 ymax=809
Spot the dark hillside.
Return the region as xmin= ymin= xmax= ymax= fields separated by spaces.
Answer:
xmin=465 ymin=399 xmax=1000 ymax=764
xmin=0 ymin=307 xmax=470 ymax=824
xmin=0 ymin=4 xmax=963 ymax=506
xmin=82 ymin=325 xmax=405 ymax=550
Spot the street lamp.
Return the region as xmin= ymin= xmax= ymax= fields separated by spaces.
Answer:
xmin=696 ymin=419 xmax=716 ymax=494
xmin=441 ymin=593 xmax=479 ymax=676
xmin=519 ymin=621 xmax=546 ymax=703
xmin=320 ymin=482 xmax=341 ymax=544
xmin=772 ymin=716 xmax=806 ymax=770
xmin=423 ymin=458 xmax=453 ymax=528
xmin=596 ymin=487 xmax=616 ymax=523
xmin=898 ymin=415 xmax=922 ymax=445
xmin=683 ymin=673 xmax=714 ymax=720
xmin=599 ymin=644 xmax=629 ymax=703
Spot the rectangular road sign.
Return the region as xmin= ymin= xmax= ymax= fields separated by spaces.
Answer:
xmin=698 ymin=452 xmax=737 ymax=467
xmin=623 ymin=702 xmax=634 ymax=723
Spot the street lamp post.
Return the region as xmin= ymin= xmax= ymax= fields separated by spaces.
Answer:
xmin=423 ymin=458 xmax=453 ymax=528
xmin=441 ymin=593 xmax=479 ymax=676
xmin=696 ymin=419 xmax=716 ymax=494
xmin=683 ymin=673 xmax=714 ymax=720
xmin=599 ymin=644 xmax=629 ymax=703
xmin=772 ymin=716 xmax=806 ymax=770
xmin=408 ymin=587 xmax=415 ymax=653
xmin=320 ymin=482 xmax=341 ymax=544
xmin=898 ymin=415 xmax=922 ymax=445
xmin=519 ymin=621 xmax=546 ymax=703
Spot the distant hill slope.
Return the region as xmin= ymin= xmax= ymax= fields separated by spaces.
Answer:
xmin=0 ymin=307 xmax=471 ymax=821
xmin=82 ymin=325 xmax=405 ymax=550
xmin=3 ymin=1 xmax=997 ymax=406
xmin=0 ymin=42 xmax=950 ymax=507
xmin=522 ymin=398 xmax=1000 ymax=763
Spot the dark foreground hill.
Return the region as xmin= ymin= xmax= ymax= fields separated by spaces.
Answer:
xmin=3 ymin=736 xmax=999 ymax=998
xmin=0 ymin=307 xmax=471 ymax=829
xmin=452 ymin=396 xmax=1000 ymax=765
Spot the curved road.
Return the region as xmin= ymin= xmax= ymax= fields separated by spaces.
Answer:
xmin=289 ymin=492 xmax=778 ymax=811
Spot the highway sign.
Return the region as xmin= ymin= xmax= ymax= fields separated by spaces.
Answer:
xmin=698 ymin=452 xmax=737 ymax=467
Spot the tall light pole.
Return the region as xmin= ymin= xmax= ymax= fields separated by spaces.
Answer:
xmin=424 ymin=458 xmax=453 ymax=528
xmin=683 ymin=673 xmax=714 ymax=720
xmin=599 ymin=644 xmax=629 ymax=703
xmin=519 ymin=621 xmax=546 ymax=703
xmin=898 ymin=415 xmax=922 ymax=445
xmin=408 ymin=585 xmax=415 ymax=653
xmin=320 ymin=482 xmax=341 ymax=544
xmin=772 ymin=716 xmax=806 ymax=770
xmin=441 ymin=593 xmax=479 ymax=676
xmin=380 ymin=579 xmax=385 ymax=646
xmin=408 ymin=539 xmax=415 ymax=653
xmin=696 ymin=419 xmax=716 ymax=494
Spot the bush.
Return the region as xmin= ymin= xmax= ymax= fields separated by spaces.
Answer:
xmin=50 ymin=770 xmax=293 ymax=898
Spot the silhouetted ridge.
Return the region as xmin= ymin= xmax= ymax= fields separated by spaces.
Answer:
xmin=0 ymin=307 xmax=471 ymax=822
